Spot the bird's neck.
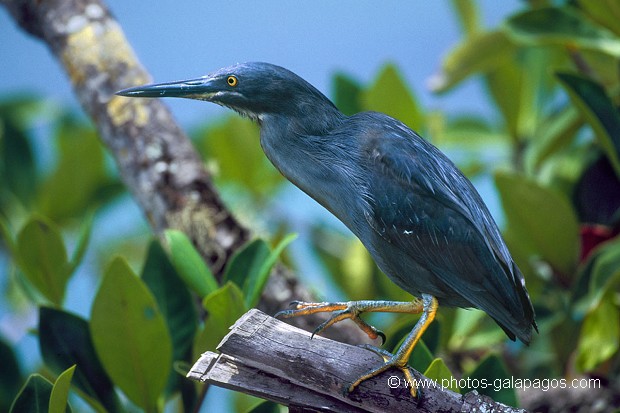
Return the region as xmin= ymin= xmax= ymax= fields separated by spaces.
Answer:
xmin=259 ymin=113 xmax=364 ymax=231
xmin=258 ymin=110 xmax=347 ymax=170
xmin=279 ymin=103 xmax=346 ymax=136
xmin=259 ymin=112 xmax=340 ymax=176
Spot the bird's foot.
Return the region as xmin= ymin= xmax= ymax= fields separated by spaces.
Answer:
xmin=344 ymin=354 xmax=420 ymax=398
xmin=275 ymin=300 xmax=386 ymax=343
xmin=344 ymin=295 xmax=438 ymax=398
xmin=275 ymin=295 xmax=437 ymax=399
xmin=358 ymin=343 xmax=393 ymax=361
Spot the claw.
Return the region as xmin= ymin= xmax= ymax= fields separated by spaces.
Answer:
xmin=273 ymin=309 xmax=290 ymax=319
xmin=274 ymin=301 xmax=380 ymax=339
xmin=377 ymin=330 xmax=387 ymax=346
xmin=273 ymin=301 xmax=304 ymax=318
xmin=359 ymin=344 xmax=393 ymax=361
xmin=311 ymin=310 xmax=349 ymax=338
xmin=341 ymin=381 xmax=357 ymax=397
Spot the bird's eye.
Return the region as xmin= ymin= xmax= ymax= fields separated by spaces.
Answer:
xmin=227 ymin=76 xmax=238 ymax=87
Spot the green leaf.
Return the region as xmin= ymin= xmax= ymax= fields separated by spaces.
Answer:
xmin=495 ymin=171 xmax=579 ymax=274
xmin=223 ymin=234 xmax=297 ymax=308
xmin=585 ymin=240 xmax=620 ymax=307
xmin=164 ymin=229 xmax=218 ymax=297
xmin=49 ymin=365 xmax=75 ymax=413
xmin=591 ymin=268 xmax=620 ymax=302
xmin=39 ymin=307 xmax=119 ymax=413
xmin=193 ymin=282 xmax=247 ymax=359
xmin=142 ymin=240 xmax=198 ymax=357
xmin=525 ymin=106 xmax=583 ymax=171
xmin=486 ymin=47 xmax=549 ymax=142
xmin=202 ymin=281 xmax=246 ymax=327
xmin=449 ymin=308 xmax=507 ymax=351
xmin=0 ymin=95 xmax=45 ymax=123
xmin=0 ymin=114 xmax=37 ymax=206
xmin=0 ymin=338 xmax=21 ymax=413
xmin=449 ymin=308 xmax=485 ymax=348
xmin=91 ymin=257 xmax=172 ymax=411
xmin=464 ymin=354 xmax=517 ymax=407
xmin=362 ymin=64 xmax=424 ymax=131
xmin=141 ymin=240 xmax=198 ymax=395
xmin=577 ymin=0 xmax=620 ymax=36
xmin=485 ymin=58 xmax=527 ymax=140
xmin=556 ymin=72 xmax=620 ymax=178
xmin=575 ymin=291 xmax=619 ymax=371
xmin=38 ymin=118 xmax=114 ymax=221
xmin=423 ymin=358 xmax=459 ymax=393
xmin=67 ymin=211 xmax=94 ymax=275
xmin=430 ymin=114 xmax=507 ymax=148
xmin=332 ymin=73 xmax=363 ymax=116
xmin=450 ymin=0 xmax=480 ymax=36
xmin=196 ymin=116 xmax=282 ymax=196
xmin=309 ymin=227 xmax=402 ymax=302
xmin=339 ymin=238 xmax=375 ymax=301
xmin=505 ymin=7 xmax=620 ymax=57
xmin=571 ymin=235 xmax=615 ymax=304
xmin=410 ymin=340 xmax=434 ymax=374
xmin=233 ymin=393 xmax=273 ymax=413
xmin=16 ymin=216 xmax=70 ymax=306
xmin=245 ymin=234 xmax=297 ymax=308
xmin=10 ymin=374 xmax=53 ymax=413
xmin=223 ymin=239 xmax=270 ymax=296
xmin=0 ymin=216 xmax=17 ymax=257
xmin=585 ymin=50 xmax=620 ymax=92
xmin=430 ymin=31 xmax=514 ymax=93
xmin=245 ymin=400 xmax=281 ymax=413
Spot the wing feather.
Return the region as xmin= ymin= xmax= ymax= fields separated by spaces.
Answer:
xmin=357 ymin=113 xmax=535 ymax=341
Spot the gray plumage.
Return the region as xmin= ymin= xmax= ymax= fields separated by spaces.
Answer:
xmin=118 ymin=62 xmax=537 ymax=343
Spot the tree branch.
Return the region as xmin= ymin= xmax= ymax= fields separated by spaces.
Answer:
xmin=188 ymin=310 xmax=527 ymax=413
xmin=2 ymin=0 xmax=246 ymax=268
xmin=0 ymin=0 xmax=366 ymax=343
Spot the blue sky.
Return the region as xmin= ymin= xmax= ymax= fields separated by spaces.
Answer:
xmin=1 ymin=1 xmax=522 ymax=126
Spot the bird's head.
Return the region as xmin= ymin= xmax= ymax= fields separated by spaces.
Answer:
xmin=117 ymin=62 xmax=340 ymax=124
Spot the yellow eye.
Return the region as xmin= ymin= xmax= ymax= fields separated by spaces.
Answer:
xmin=227 ymin=76 xmax=238 ymax=87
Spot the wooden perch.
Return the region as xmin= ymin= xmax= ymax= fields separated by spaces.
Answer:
xmin=188 ymin=310 xmax=527 ymax=412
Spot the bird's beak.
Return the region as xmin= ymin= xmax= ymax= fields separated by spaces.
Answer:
xmin=116 ymin=76 xmax=218 ymax=100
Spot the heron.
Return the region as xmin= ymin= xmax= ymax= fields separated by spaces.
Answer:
xmin=117 ymin=62 xmax=537 ymax=397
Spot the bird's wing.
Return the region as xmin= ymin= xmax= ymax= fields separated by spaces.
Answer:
xmin=359 ymin=116 xmax=532 ymax=338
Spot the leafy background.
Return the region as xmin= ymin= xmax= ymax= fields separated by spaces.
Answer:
xmin=1 ymin=1 xmax=620 ymax=412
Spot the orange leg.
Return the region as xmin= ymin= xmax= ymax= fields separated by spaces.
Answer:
xmin=275 ymin=294 xmax=438 ymax=397
xmin=276 ymin=299 xmax=424 ymax=342
xmin=348 ymin=294 xmax=438 ymax=397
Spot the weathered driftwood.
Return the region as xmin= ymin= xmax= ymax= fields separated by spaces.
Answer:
xmin=188 ymin=310 xmax=527 ymax=413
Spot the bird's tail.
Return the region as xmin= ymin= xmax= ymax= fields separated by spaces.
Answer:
xmin=493 ymin=261 xmax=537 ymax=344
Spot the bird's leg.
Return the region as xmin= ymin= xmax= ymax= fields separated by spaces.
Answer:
xmin=275 ymin=299 xmax=424 ymax=343
xmin=347 ymin=294 xmax=438 ymax=398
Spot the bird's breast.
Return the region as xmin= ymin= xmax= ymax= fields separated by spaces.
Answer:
xmin=259 ymin=124 xmax=369 ymax=232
